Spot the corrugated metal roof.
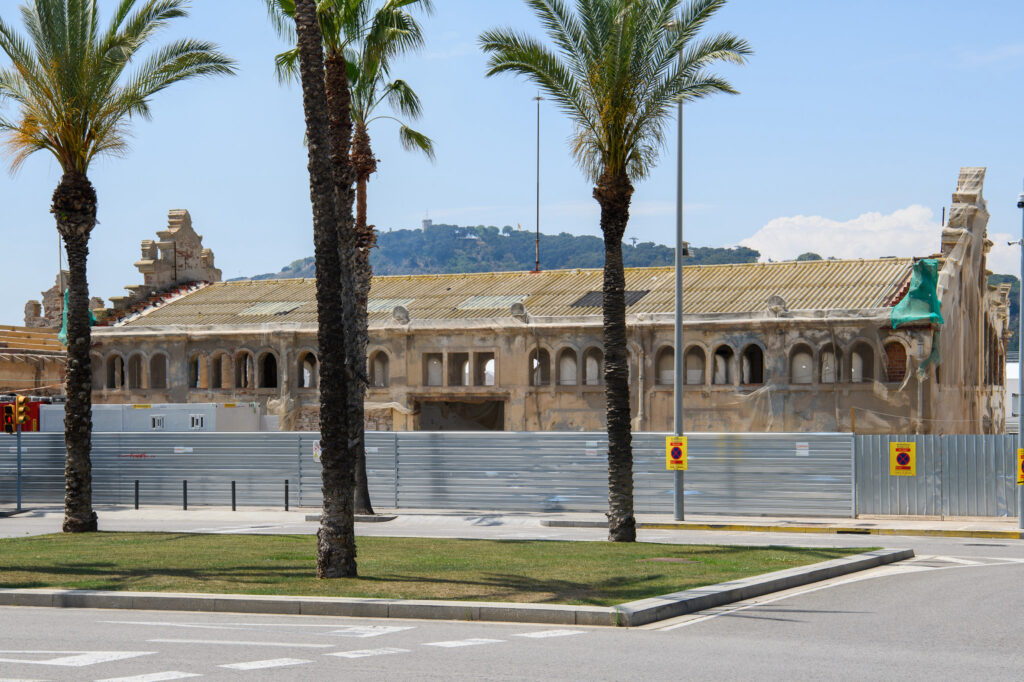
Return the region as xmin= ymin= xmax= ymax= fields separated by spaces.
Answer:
xmin=117 ymin=258 xmax=915 ymax=328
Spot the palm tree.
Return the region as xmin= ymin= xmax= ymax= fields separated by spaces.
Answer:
xmin=0 ymin=0 xmax=234 ymax=533
xmin=273 ymin=0 xmax=360 ymax=577
xmin=481 ymin=0 xmax=750 ymax=541
xmin=267 ymin=0 xmax=431 ymax=516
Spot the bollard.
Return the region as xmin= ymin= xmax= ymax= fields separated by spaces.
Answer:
xmin=183 ymin=480 xmax=188 ymax=511
xmin=134 ymin=480 xmax=139 ymax=510
xmin=231 ymin=480 xmax=236 ymax=511
xmin=285 ymin=479 xmax=290 ymax=511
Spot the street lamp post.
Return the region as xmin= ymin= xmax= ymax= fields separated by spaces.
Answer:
xmin=533 ymin=93 xmax=543 ymax=273
xmin=673 ymin=97 xmax=687 ymax=521
xmin=1017 ymin=191 xmax=1024 ymax=530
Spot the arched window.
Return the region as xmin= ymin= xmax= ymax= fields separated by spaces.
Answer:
xmin=713 ymin=345 xmax=734 ymax=385
xmin=583 ymin=347 xmax=603 ymax=386
xmin=448 ymin=353 xmax=470 ymax=386
xmin=850 ymin=343 xmax=874 ymax=383
xmin=210 ymin=352 xmax=230 ymax=389
xmin=790 ymin=344 xmax=813 ymax=385
xmin=424 ymin=353 xmax=443 ymax=386
xmin=684 ymin=347 xmax=706 ymax=385
xmin=557 ymin=349 xmax=578 ymax=386
xmin=474 ymin=352 xmax=496 ymax=386
xmin=149 ymin=353 xmax=167 ymax=389
xmin=298 ymin=352 xmax=318 ymax=389
xmin=884 ymin=341 xmax=907 ymax=383
xmin=127 ymin=354 xmax=144 ymax=390
xmin=483 ymin=357 xmax=496 ymax=386
xmin=259 ymin=352 xmax=279 ymax=389
xmin=530 ymin=348 xmax=551 ymax=386
xmin=820 ymin=344 xmax=840 ymax=384
xmin=187 ymin=354 xmax=202 ymax=389
xmin=741 ymin=345 xmax=764 ymax=385
xmin=235 ymin=351 xmax=254 ymax=389
xmin=106 ymin=355 xmax=124 ymax=390
xmin=656 ymin=346 xmax=675 ymax=385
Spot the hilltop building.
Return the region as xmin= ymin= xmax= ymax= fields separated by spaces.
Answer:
xmin=87 ymin=169 xmax=1009 ymax=434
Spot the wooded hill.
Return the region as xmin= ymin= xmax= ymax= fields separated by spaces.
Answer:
xmin=248 ymin=222 xmax=761 ymax=280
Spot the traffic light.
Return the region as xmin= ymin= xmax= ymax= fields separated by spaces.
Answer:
xmin=14 ymin=395 xmax=28 ymax=425
xmin=1 ymin=405 xmax=14 ymax=435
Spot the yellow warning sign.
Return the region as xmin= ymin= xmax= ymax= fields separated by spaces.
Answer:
xmin=1017 ymin=448 xmax=1024 ymax=486
xmin=889 ymin=442 xmax=916 ymax=476
xmin=666 ymin=436 xmax=687 ymax=471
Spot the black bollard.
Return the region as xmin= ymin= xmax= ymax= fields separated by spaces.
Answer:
xmin=183 ymin=480 xmax=188 ymax=510
xmin=285 ymin=479 xmax=289 ymax=511
xmin=134 ymin=479 xmax=139 ymax=510
xmin=231 ymin=480 xmax=236 ymax=511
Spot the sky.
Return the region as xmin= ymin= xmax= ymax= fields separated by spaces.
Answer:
xmin=2 ymin=0 xmax=1024 ymax=325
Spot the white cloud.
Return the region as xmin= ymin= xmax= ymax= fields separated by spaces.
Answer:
xmin=739 ymin=204 xmax=1021 ymax=276
xmin=740 ymin=205 xmax=941 ymax=262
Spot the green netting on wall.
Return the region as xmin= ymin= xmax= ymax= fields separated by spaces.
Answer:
xmin=891 ymin=258 xmax=944 ymax=329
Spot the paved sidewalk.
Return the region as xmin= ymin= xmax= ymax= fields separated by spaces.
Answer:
xmin=3 ymin=505 xmax=1021 ymax=539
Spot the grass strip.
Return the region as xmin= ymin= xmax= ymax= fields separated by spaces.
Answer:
xmin=0 ymin=533 xmax=864 ymax=607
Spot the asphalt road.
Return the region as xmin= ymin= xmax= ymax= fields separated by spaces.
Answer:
xmin=1 ymin=553 xmax=1022 ymax=680
xmin=1 ymin=509 xmax=1023 ymax=679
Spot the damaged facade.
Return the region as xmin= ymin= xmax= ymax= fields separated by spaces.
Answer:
xmin=0 ymin=325 xmax=66 ymax=397
xmin=89 ymin=168 xmax=1010 ymax=434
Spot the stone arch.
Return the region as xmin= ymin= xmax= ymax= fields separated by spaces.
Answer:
xmin=789 ymin=343 xmax=814 ymax=385
xmin=297 ymin=350 xmax=319 ymax=389
xmin=819 ymin=342 xmax=841 ymax=384
xmin=104 ymin=354 xmax=124 ymax=390
xmin=684 ymin=345 xmax=706 ymax=385
xmin=369 ymin=349 xmax=389 ymax=388
xmin=210 ymin=350 xmax=232 ymax=390
xmin=583 ymin=347 xmax=603 ymax=386
xmin=149 ymin=353 xmax=168 ymax=389
xmin=234 ymin=350 xmax=255 ymax=389
xmin=655 ymin=346 xmax=675 ymax=385
xmin=849 ymin=340 xmax=875 ymax=383
xmin=258 ymin=350 xmax=279 ymax=389
xmin=187 ymin=352 xmax=207 ymax=390
xmin=557 ymin=347 xmax=578 ymax=386
xmin=883 ymin=340 xmax=908 ymax=383
xmin=741 ymin=344 xmax=764 ymax=385
xmin=712 ymin=344 xmax=735 ymax=385
xmin=127 ymin=353 xmax=145 ymax=390
xmin=529 ymin=347 xmax=551 ymax=386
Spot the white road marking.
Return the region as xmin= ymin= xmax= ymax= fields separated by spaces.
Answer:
xmin=94 ymin=673 xmax=200 ymax=682
xmin=423 ymin=639 xmax=504 ymax=648
xmin=651 ymin=555 xmax=1015 ymax=631
xmin=327 ymin=648 xmax=410 ymax=659
xmin=514 ymin=630 xmax=585 ymax=639
xmin=147 ymin=639 xmax=332 ymax=649
xmin=0 ymin=652 xmax=153 ymax=668
xmin=218 ymin=658 xmax=310 ymax=670
xmin=328 ymin=626 xmax=415 ymax=638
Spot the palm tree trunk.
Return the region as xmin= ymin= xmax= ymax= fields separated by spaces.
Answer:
xmin=53 ymin=171 xmax=98 ymax=534
xmin=595 ymin=170 xmax=636 ymax=542
xmin=351 ymin=121 xmax=377 ymax=515
xmin=323 ymin=50 xmax=364 ymax=530
xmin=293 ymin=0 xmax=356 ymax=578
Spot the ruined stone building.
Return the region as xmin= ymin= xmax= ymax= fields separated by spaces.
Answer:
xmin=0 ymin=325 xmax=66 ymax=398
xmin=89 ymin=168 xmax=1009 ymax=434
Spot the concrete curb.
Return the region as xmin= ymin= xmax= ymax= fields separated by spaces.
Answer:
xmin=542 ymin=519 xmax=1024 ymax=540
xmin=304 ymin=514 xmax=397 ymax=523
xmin=613 ymin=547 xmax=913 ymax=626
xmin=0 ymin=548 xmax=911 ymax=627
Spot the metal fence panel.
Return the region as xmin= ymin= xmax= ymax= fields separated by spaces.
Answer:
xmin=855 ymin=434 xmax=1020 ymax=517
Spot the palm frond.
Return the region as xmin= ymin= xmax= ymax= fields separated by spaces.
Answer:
xmin=397 ymin=124 xmax=434 ymax=161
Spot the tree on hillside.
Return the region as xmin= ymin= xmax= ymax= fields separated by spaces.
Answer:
xmin=276 ymin=0 xmax=360 ymax=577
xmin=0 ymin=0 xmax=234 ymax=533
xmin=796 ymin=252 xmax=822 ymax=261
xmin=481 ymin=0 xmax=750 ymax=541
xmin=269 ymin=0 xmax=433 ymax=516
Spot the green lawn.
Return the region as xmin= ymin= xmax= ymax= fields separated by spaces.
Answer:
xmin=0 ymin=533 xmax=863 ymax=607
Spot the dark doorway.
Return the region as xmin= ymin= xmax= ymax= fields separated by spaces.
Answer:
xmin=419 ymin=401 xmax=505 ymax=431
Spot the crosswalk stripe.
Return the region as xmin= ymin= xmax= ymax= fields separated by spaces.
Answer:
xmin=218 ymin=658 xmax=310 ymax=670
xmin=94 ymin=673 xmax=200 ymax=682
xmin=514 ymin=630 xmax=585 ymax=638
xmin=147 ymin=639 xmax=331 ymax=648
xmin=423 ymin=639 xmax=504 ymax=648
xmin=327 ymin=648 xmax=410 ymax=659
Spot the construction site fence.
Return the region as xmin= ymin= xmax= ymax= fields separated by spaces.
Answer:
xmin=0 ymin=431 xmax=1018 ymax=518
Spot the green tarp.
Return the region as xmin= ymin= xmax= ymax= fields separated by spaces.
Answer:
xmin=891 ymin=258 xmax=944 ymax=329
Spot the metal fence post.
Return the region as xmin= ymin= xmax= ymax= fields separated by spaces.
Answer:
xmin=393 ymin=431 xmax=400 ymax=509
xmin=182 ymin=480 xmax=187 ymax=510
xmin=285 ymin=479 xmax=289 ymax=511
xmin=134 ymin=480 xmax=139 ymax=510
xmin=231 ymin=480 xmax=236 ymax=511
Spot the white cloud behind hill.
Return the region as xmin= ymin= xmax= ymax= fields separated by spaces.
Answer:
xmin=739 ymin=205 xmax=1018 ymax=276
